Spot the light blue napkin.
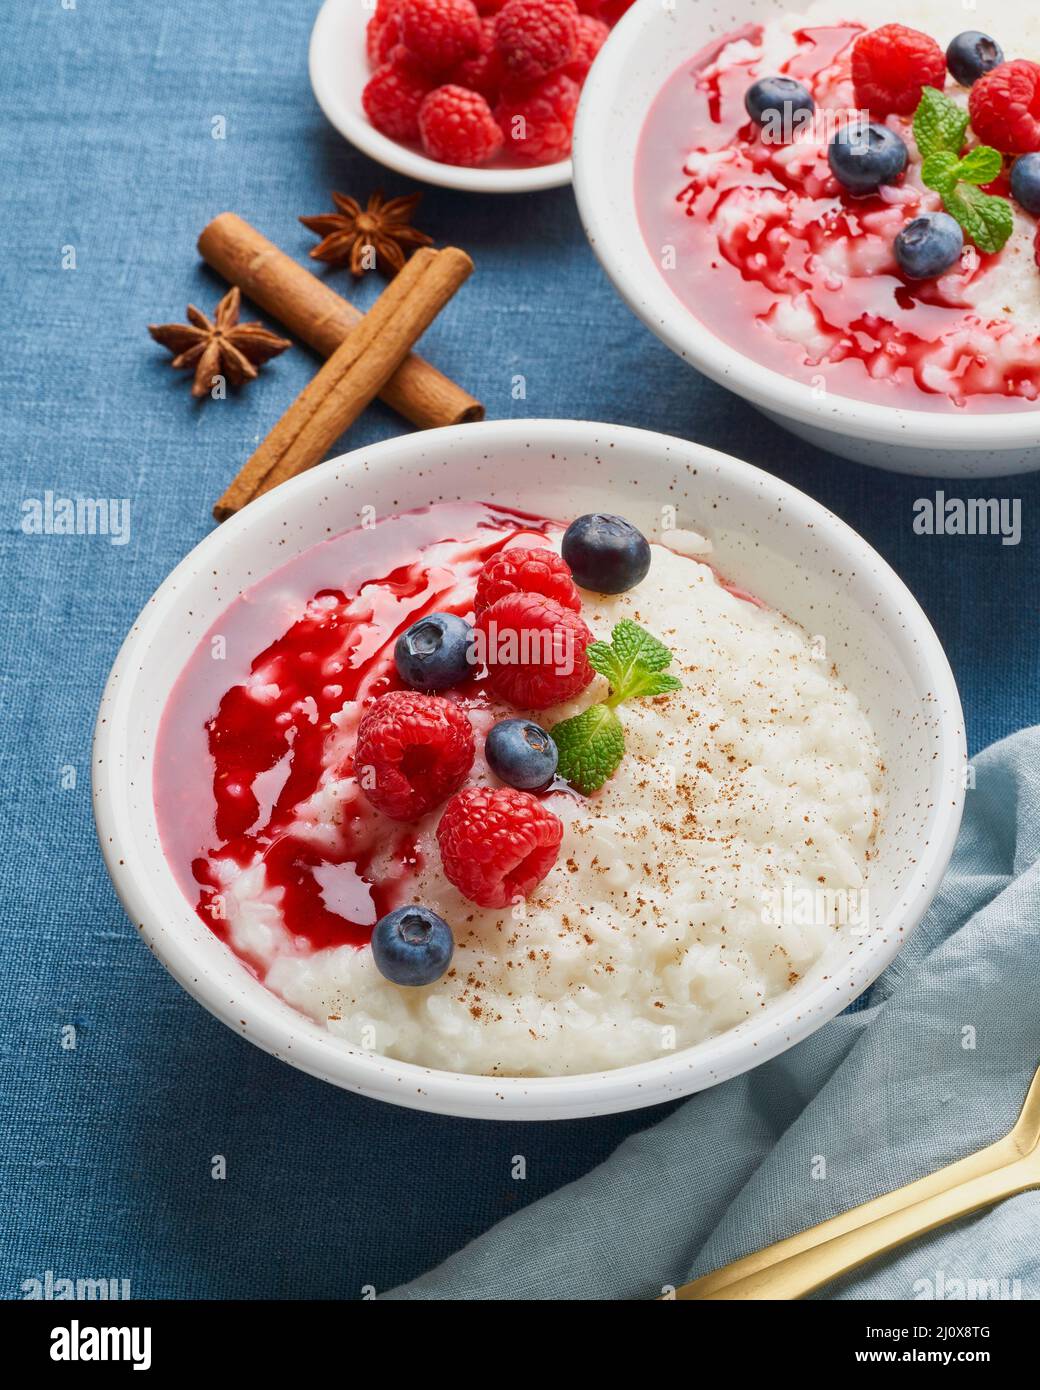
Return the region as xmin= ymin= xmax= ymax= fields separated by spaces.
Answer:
xmin=386 ymin=728 xmax=1040 ymax=1300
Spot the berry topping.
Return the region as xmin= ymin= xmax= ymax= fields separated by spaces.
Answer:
xmin=473 ymin=545 xmax=581 ymax=615
xmin=827 ymin=120 xmax=908 ymax=195
xmin=894 ymin=212 xmax=964 ymax=280
xmin=476 ymin=591 xmax=593 ymax=709
xmin=485 ymin=717 xmax=559 ymax=790
xmin=560 ymin=513 xmax=651 ymax=594
xmin=566 ymin=14 xmax=609 ymax=83
xmin=852 ymin=24 xmax=946 ymax=118
xmin=418 ymin=84 xmax=505 ymax=165
xmin=394 ymin=611 xmax=476 ymax=690
xmin=399 ymin=0 xmax=482 ymax=72
xmin=1011 ymin=152 xmax=1040 ymax=215
xmin=450 ymin=17 xmax=505 ymax=101
xmin=744 ymin=76 xmax=815 ymax=132
xmin=493 ymin=0 xmax=578 ymax=85
xmin=371 ymin=906 xmax=454 ymax=986
xmin=355 ymin=690 xmax=474 ymax=821
xmin=362 ymin=56 xmax=435 ymax=143
xmin=367 ymin=7 xmax=403 ymax=68
xmin=496 ymin=71 xmax=580 ymax=163
xmin=946 ymin=31 xmax=1004 ymax=89
xmin=969 ymin=60 xmax=1040 ymax=155
xmin=436 ymin=785 xmax=563 ymax=907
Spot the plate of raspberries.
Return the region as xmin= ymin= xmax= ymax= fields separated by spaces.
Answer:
xmin=309 ymin=0 xmax=634 ymax=191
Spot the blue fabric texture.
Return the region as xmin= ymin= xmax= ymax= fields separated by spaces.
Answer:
xmin=0 ymin=0 xmax=1037 ymax=1300
xmin=386 ymin=728 xmax=1040 ymax=1299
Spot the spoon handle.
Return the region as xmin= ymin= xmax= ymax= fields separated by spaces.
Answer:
xmin=695 ymin=1159 xmax=1037 ymax=1300
xmin=676 ymin=1133 xmax=1019 ymax=1299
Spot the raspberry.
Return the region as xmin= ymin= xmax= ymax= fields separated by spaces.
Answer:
xmin=494 ymin=0 xmax=578 ymax=84
xmin=354 ymin=690 xmax=474 ymax=821
xmin=969 ymin=60 xmax=1040 ymax=155
xmin=474 ymin=0 xmax=508 ymax=12
xmin=366 ymin=4 xmax=402 ymax=67
xmin=418 ymin=84 xmax=504 ymax=164
xmin=476 ymin=591 xmax=593 ymax=709
xmin=575 ymin=0 xmax=604 ymax=15
xmin=597 ymin=0 xmax=632 ymax=22
xmin=437 ymin=786 xmax=563 ymax=907
xmin=851 ymin=24 xmax=946 ymax=118
xmin=449 ymin=18 xmax=505 ymax=102
xmin=474 ymin=546 xmax=581 ymax=615
xmin=399 ymin=0 xmax=482 ymax=73
xmin=496 ymin=71 xmax=580 ymax=163
xmin=362 ymin=55 xmax=434 ymax=143
xmin=566 ymin=13 xmax=608 ymax=83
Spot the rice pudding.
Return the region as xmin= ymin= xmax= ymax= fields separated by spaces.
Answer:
xmin=154 ymin=502 xmax=882 ymax=1077
xmin=635 ymin=0 xmax=1040 ymax=411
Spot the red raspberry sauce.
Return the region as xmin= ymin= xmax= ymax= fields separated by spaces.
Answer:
xmin=635 ymin=23 xmax=1040 ymax=411
xmin=153 ymin=503 xmax=555 ymax=959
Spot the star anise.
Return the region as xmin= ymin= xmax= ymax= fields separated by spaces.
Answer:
xmin=299 ymin=190 xmax=434 ymax=278
xmin=148 ymin=287 xmax=291 ymax=399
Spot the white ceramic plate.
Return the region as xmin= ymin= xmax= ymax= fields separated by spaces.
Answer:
xmin=309 ymin=0 xmax=572 ymax=193
xmin=93 ymin=419 xmax=965 ymax=1120
xmin=573 ymin=0 xmax=1040 ymax=475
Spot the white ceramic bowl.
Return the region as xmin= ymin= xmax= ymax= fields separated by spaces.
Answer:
xmin=93 ymin=419 xmax=965 ymax=1120
xmin=309 ymin=0 xmax=571 ymax=193
xmin=574 ymin=0 xmax=1040 ymax=476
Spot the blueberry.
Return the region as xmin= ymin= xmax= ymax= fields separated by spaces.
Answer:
xmin=394 ymin=612 xmax=474 ymax=691
xmin=371 ymin=906 xmax=453 ymax=987
xmin=561 ymin=514 xmax=651 ymax=594
xmin=894 ymin=212 xmax=964 ymax=280
xmin=744 ymin=76 xmax=815 ymax=135
xmin=486 ymin=718 xmax=558 ymax=791
xmin=946 ymin=31 xmax=1003 ymax=88
xmin=828 ymin=122 xmax=908 ymax=195
xmin=1011 ymin=153 xmax=1040 ymax=215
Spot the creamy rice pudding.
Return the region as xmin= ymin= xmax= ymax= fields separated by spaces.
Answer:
xmin=155 ymin=502 xmax=882 ymax=1077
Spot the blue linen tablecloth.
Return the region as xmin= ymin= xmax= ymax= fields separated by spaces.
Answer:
xmin=1 ymin=0 xmax=1038 ymax=1299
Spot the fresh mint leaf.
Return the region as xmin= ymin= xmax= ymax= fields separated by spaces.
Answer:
xmin=585 ymin=639 xmax=625 ymax=687
xmin=553 ymin=619 xmax=682 ymax=794
xmin=921 ymin=150 xmax=960 ymax=198
xmin=551 ymin=704 xmax=625 ymax=795
xmin=956 ymin=145 xmax=1003 ymax=186
xmin=624 ymin=670 xmax=683 ymax=700
xmin=913 ymin=88 xmax=969 ymax=161
xmin=588 ymin=618 xmax=678 ymax=705
xmin=610 ymin=619 xmax=673 ymax=674
xmin=946 ymin=183 xmax=1014 ymax=254
xmin=919 ymin=123 xmax=1013 ymax=254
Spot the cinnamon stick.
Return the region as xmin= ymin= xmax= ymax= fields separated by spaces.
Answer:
xmin=214 ymin=246 xmax=474 ymax=521
xmin=198 ymin=212 xmax=483 ymax=430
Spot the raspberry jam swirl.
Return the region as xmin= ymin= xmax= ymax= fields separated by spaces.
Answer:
xmin=153 ymin=503 xmax=555 ymax=960
xmin=635 ymin=23 xmax=1040 ymax=411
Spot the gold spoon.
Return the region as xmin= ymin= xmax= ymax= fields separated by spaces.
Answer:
xmin=674 ymin=1062 xmax=1040 ymax=1301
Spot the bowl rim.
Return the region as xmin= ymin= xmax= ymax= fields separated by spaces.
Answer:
xmin=308 ymin=0 xmax=572 ymax=195
xmin=572 ymin=0 xmax=1040 ymax=450
xmin=93 ymin=418 xmax=965 ymax=1121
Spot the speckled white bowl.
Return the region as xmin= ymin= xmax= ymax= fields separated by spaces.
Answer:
xmin=574 ymin=0 xmax=1040 ymax=476
xmin=309 ymin=0 xmax=571 ymax=194
xmin=93 ymin=420 xmax=965 ymax=1120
